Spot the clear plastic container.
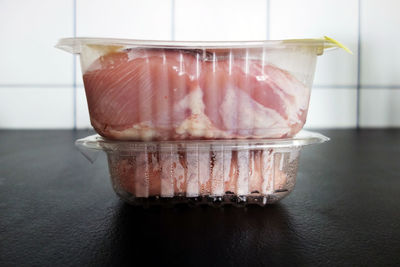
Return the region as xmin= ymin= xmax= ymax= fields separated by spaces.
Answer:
xmin=57 ymin=37 xmax=346 ymax=141
xmin=76 ymin=130 xmax=328 ymax=206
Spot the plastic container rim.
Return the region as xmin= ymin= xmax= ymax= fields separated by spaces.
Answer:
xmin=75 ymin=130 xmax=329 ymax=152
xmin=56 ymin=37 xmax=338 ymax=54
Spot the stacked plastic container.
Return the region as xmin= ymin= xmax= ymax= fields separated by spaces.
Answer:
xmin=57 ymin=37 xmax=345 ymax=206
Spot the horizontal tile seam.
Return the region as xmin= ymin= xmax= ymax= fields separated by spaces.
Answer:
xmin=1 ymin=84 xmax=400 ymax=89
xmin=314 ymin=85 xmax=400 ymax=89
xmin=0 ymin=84 xmax=74 ymax=88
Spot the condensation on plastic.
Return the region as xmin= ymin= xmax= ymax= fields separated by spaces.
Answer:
xmin=76 ymin=131 xmax=329 ymax=206
xmin=55 ymin=37 xmax=344 ymax=141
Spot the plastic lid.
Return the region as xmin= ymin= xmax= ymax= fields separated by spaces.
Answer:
xmin=56 ymin=36 xmax=351 ymax=55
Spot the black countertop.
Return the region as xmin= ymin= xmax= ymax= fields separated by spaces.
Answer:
xmin=0 ymin=130 xmax=399 ymax=266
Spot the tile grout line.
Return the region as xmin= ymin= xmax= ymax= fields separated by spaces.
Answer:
xmin=313 ymin=85 xmax=400 ymax=89
xmin=0 ymin=84 xmax=74 ymax=88
xmin=356 ymin=0 xmax=362 ymax=129
xmin=171 ymin=0 xmax=175 ymax=40
xmin=72 ymin=0 xmax=77 ymax=130
xmin=266 ymin=0 xmax=270 ymax=40
xmin=1 ymin=84 xmax=400 ymax=89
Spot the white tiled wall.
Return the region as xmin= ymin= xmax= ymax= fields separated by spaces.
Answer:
xmin=270 ymin=0 xmax=359 ymax=87
xmin=360 ymin=0 xmax=400 ymax=86
xmin=76 ymin=87 xmax=91 ymax=129
xmin=0 ymin=0 xmax=73 ymax=85
xmin=75 ymin=0 xmax=172 ymax=86
xmin=360 ymin=89 xmax=400 ymax=127
xmin=306 ymin=89 xmax=358 ymax=128
xmin=0 ymin=0 xmax=399 ymax=129
xmin=0 ymin=87 xmax=73 ymax=128
xmin=174 ymin=0 xmax=267 ymax=41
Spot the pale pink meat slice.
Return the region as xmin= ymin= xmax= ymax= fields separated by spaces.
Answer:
xmin=147 ymin=151 xmax=162 ymax=196
xmin=248 ymin=150 xmax=263 ymax=194
xmin=111 ymin=148 xmax=290 ymax=198
xmin=173 ymin=147 xmax=188 ymax=196
xmin=83 ymin=49 xmax=199 ymax=140
xmin=109 ymin=157 xmax=136 ymax=196
xmin=209 ymin=147 xmax=225 ymax=196
xmin=273 ymin=153 xmax=289 ymax=191
xmin=83 ymin=49 xmax=309 ymax=140
xmin=200 ymin=59 xmax=309 ymax=138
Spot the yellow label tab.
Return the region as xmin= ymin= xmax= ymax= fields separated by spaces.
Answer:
xmin=324 ymin=36 xmax=353 ymax=54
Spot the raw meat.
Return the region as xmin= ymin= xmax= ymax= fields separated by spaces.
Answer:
xmin=200 ymin=58 xmax=309 ymax=137
xmin=83 ymin=49 xmax=200 ymax=140
xmin=109 ymin=147 xmax=294 ymax=198
xmin=83 ymin=48 xmax=309 ymax=140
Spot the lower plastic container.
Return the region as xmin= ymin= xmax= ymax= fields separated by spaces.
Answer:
xmin=76 ymin=130 xmax=328 ymax=207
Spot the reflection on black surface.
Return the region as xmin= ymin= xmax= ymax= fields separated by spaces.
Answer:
xmin=96 ymin=202 xmax=305 ymax=266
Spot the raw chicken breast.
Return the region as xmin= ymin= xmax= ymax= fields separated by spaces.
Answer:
xmin=83 ymin=49 xmax=200 ymax=140
xmin=83 ymin=48 xmax=310 ymax=140
xmin=110 ymin=147 xmax=296 ymax=199
xmin=200 ymin=59 xmax=310 ymax=137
